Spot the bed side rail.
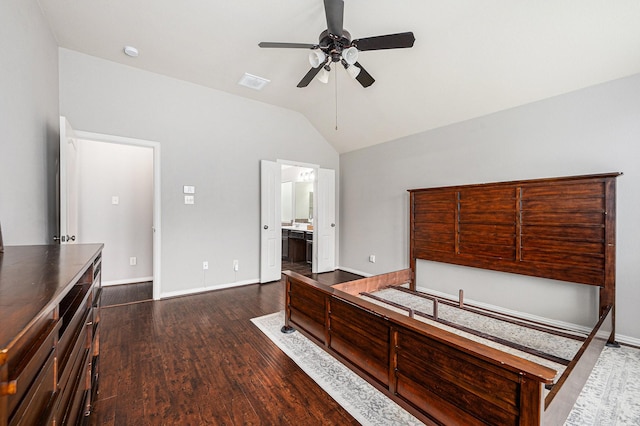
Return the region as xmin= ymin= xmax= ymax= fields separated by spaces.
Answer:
xmin=543 ymin=305 xmax=613 ymax=424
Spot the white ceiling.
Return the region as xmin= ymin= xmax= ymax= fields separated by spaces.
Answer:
xmin=38 ymin=0 xmax=640 ymax=153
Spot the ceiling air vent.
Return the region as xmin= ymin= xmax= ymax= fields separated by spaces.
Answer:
xmin=238 ymin=73 xmax=270 ymax=91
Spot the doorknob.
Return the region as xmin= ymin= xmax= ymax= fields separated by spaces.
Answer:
xmin=53 ymin=235 xmax=76 ymax=242
xmin=264 ymin=225 xmax=269 ymax=229
xmin=331 ymin=223 xmax=336 ymax=228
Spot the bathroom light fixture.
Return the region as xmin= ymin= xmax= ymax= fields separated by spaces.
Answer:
xmin=299 ymin=170 xmax=315 ymax=182
xmin=123 ymin=45 xmax=139 ymax=57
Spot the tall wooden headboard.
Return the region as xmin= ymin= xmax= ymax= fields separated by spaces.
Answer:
xmin=408 ymin=172 xmax=621 ymax=322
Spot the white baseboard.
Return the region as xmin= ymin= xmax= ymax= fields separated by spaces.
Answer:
xmin=337 ymin=266 xmax=372 ymax=277
xmin=103 ymin=276 xmax=154 ymax=287
xmin=617 ymin=334 xmax=640 ymax=347
xmin=159 ymin=278 xmax=259 ymax=299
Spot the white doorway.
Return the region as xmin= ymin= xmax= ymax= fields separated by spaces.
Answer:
xmin=59 ymin=119 xmax=162 ymax=300
xmin=58 ymin=117 xmax=80 ymax=245
xmin=260 ymin=159 xmax=335 ymax=283
xmin=281 ymin=164 xmax=314 ymax=276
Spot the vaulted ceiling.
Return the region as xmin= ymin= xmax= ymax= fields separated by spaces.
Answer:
xmin=38 ymin=0 xmax=640 ymax=153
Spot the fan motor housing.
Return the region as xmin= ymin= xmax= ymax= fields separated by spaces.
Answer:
xmin=319 ymin=29 xmax=352 ymax=62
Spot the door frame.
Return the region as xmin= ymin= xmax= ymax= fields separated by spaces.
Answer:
xmin=59 ymin=117 xmax=80 ymax=244
xmin=260 ymin=159 xmax=337 ymax=283
xmin=278 ymin=159 xmax=320 ymax=273
xmin=74 ymin=129 xmax=162 ymax=300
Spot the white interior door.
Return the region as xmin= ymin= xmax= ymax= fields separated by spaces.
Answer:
xmin=58 ymin=116 xmax=79 ymax=244
xmin=260 ymin=160 xmax=282 ymax=282
xmin=314 ymin=168 xmax=336 ymax=273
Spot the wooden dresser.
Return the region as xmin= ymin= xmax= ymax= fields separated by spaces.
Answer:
xmin=0 ymin=244 xmax=103 ymax=426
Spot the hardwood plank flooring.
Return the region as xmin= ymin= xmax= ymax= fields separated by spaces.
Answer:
xmin=90 ymin=270 xmax=362 ymax=425
xmin=282 ymin=260 xmax=362 ymax=285
xmin=101 ymin=281 xmax=153 ymax=307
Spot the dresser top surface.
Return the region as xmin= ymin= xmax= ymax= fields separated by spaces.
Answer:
xmin=0 ymin=244 xmax=103 ymax=350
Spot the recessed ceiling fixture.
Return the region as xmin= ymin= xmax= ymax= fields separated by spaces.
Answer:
xmin=123 ymin=45 xmax=139 ymax=57
xmin=238 ymin=73 xmax=270 ymax=91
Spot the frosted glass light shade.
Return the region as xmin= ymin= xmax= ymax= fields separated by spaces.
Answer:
xmin=342 ymin=47 xmax=359 ymax=65
xmin=309 ymin=50 xmax=326 ymax=68
xmin=317 ymin=67 xmax=330 ymax=84
xmin=346 ymin=64 xmax=361 ymax=79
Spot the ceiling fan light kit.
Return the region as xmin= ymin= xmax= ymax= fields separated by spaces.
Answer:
xmin=259 ymin=0 xmax=415 ymax=88
xmin=344 ymin=63 xmax=361 ymax=79
xmin=309 ymin=50 xmax=327 ymax=68
xmin=317 ymin=67 xmax=331 ymax=84
xmin=341 ymin=46 xmax=358 ymax=65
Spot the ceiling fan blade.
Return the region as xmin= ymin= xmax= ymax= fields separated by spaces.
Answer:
xmin=324 ymin=0 xmax=344 ymax=36
xmin=297 ymin=66 xmax=323 ymax=88
xmin=354 ymin=62 xmax=375 ymax=88
xmin=259 ymin=42 xmax=316 ymax=49
xmin=352 ymin=32 xmax=415 ymax=51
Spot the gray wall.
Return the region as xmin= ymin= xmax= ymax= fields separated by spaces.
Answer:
xmin=340 ymin=73 xmax=640 ymax=343
xmin=78 ymin=140 xmax=154 ymax=285
xmin=0 ymin=0 xmax=59 ymax=244
xmin=58 ymin=48 xmax=339 ymax=295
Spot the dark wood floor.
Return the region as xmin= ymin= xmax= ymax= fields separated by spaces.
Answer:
xmin=90 ymin=268 xmax=362 ymax=425
xmin=101 ymin=281 xmax=153 ymax=307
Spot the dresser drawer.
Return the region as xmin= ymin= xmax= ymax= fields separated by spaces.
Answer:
xmin=52 ymin=348 xmax=90 ymax=426
xmin=58 ymin=285 xmax=92 ymax=376
xmin=5 ymin=320 xmax=58 ymax=418
xmin=8 ymin=349 xmax=55 ymax=426
xmin=58 ymin=309 xmax=90 ymax=392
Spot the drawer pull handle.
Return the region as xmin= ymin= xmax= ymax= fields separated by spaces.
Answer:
xmin=86 ymin=321 xmax=93 ymax=326
xmin=0 ymin=380 xmax=17 ymax=396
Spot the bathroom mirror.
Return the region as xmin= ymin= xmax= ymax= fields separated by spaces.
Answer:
xmin=295 ymin=182 xmax=313 ymax=221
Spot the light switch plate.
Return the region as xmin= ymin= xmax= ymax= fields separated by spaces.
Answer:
xmin=112 ymin=196 xmax=119 ymax=205
xmin=184 ymin=195 xmax=195 ymax=205
xmin=183 ymin=185 xmax=196 ymax=194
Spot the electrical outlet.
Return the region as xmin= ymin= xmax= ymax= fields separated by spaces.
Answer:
xmin=129 ymin=257 xmax=137 ymax=266
xmin=203 ymin=261 xmax=209 ymax=270
xmin=233 ymin=260 xmax=239 ymax=271
xmin=369 ymin=255 xmax=376 ymax=263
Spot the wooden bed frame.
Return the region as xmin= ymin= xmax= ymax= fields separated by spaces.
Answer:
xmin=282 ymin=173 xmax=620 ymax=425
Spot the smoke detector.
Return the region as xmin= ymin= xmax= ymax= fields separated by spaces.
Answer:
xmin=123 ymin=46 xmax=139 ymax=57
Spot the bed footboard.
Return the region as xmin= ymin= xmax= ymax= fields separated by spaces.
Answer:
xmin=282 ymin=270 xmax=557 ymax=425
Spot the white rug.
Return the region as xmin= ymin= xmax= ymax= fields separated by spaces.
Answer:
xmin=251 ymin=311 xmax=640 ymax=426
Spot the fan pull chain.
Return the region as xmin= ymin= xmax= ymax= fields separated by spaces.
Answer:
xmin=335 ymin=69 xmax=338 ymax=130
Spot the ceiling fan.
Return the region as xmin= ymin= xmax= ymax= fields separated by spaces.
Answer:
xmin=258 ymin=0 xmax=415 ymax=88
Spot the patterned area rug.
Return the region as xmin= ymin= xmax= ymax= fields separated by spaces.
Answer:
xmin=251 ymin=311 xmax=640 ymax=426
